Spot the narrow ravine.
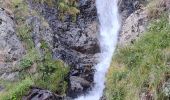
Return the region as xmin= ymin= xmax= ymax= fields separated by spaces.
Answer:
xmin=75 ymin=0 xmax=120 ymax=99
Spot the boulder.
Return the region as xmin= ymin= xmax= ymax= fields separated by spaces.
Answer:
xmin=118 ymin=8 xmax=148 ymax=46
xmin=69 ymin=76 xmax=91 ymax=97
xmin=23 ymin=88 xmax=64 ymax=100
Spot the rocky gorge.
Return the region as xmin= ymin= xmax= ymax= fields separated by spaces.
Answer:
xmin=0 ymin=0 xmax=170 ymax=100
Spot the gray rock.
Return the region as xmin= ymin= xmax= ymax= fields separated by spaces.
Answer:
xmin=27 ymin=0 xmax=100 ymax=98
xmin=0 ymin=85 xmax=4 ymax=92
xmin=23 ymin=88 xmax=64 ymax=100
xmin=0 ymin=72 xmax=19 ymax=81
xmin=26 ymin=16 xmax=53 ymax=49
xmin=118 ymin=0 xmax=170 ymax=47
xmin=119 ymin=8 xmax=148 ymax=46
xmin=70 ymin=76 xmax=91 ymax=93
xmin=0 ymin=8 xmax=25 ymax=76
xmin=118 ymin=0 xmax=146 ymax=22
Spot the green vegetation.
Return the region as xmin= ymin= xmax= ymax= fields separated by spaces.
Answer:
xmin=35 ymin=0 xmax=80 ymax=21
xmin=20 ymin=59 xmax=33 ymax=69
xmin=17 ymin=25 xmax=34 ymax=50
xmin=0 ymin=0 xmax=69 ymax=98
xmin=146 ymin=0 xmax=167 ymax=19
xmin=35 ymin=40 xmax=69 ymax=95
xmin=106 ymin=15 xmax=170 ymax=100
xmin=35 ymin=60 xmax=69 ymax=95
xmin=58 ymin=0 xmax=80 ymax=21
xmin=0 ymin=78 xmax=34 ymax=100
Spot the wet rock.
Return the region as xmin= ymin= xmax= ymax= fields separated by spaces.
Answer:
xmin=23 ymin=88 xmax=64 ymax=100
xmin=69 ymin=76 xmax=91 ymax=97
xmin=0 ymin=8 xmax=25 ymax=77
xmin=27 ymin=0 xmax=100 ymax=98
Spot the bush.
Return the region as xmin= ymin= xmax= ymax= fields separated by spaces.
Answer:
xmin=36 ymin=61 xmax=69 ymax=95
xmin=20 ymin=59 xmax=33 ymax=69
xmin=36 ymin=40 xmax=69 ymax=95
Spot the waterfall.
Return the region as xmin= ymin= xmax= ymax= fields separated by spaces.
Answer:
xmin=75 ymin=0 xmax=120 ymax=99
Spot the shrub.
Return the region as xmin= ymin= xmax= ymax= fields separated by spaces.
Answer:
xmin=20 ymin=59 xmax=33 ymax=69
xmin=35 ymin=40 xmax=69 ymax=95
xmin=36 ymin=61 xmax=69 ymax=95
xmin=58 ymin=0 xmax=80 ymax=21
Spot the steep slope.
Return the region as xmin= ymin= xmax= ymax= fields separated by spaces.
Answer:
xmin=0 ymin=0 xmax=100 ymax=99
xmin=106 ymin=0 xmax=170 ymax=99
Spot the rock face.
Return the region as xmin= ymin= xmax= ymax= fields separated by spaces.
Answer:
xmin=0 ymin=8 xmax=24 ymax=79
xmin=118 ymin=0 xmax=146 ymax=22
xmin=23 ymin=88 xmax=64 ymax=100
xmin=118 ymin=0 xmax=170 ymax=46
xmin=119 ymin=8 xmax=148 ymax=46
xmin=26 ymin=0 xmax=150 ymax=98
xmin=27 ymin=0 xmax=100 ymax=98
xmin=26 ymin=16 xmax=53 ymax=53
xmin=118 ymin=0 xmax=150 ymax=46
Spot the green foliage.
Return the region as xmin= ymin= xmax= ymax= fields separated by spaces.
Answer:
xmin=58 ymin=0 xmax=80 ymax=21
xmin=0 ymin=78 xmax=33 ymax=100
xmin=20 ymin=59 xmax=33 ymax=69
xmin=12 ymin=0 xmax=22 ymax=6
xmin=33 ymin=0 xmax=53 ymax=6
xmin=35 ymin=61 xmax=69 ymax=95
xmin=106 ymin=15 xmax=170 ymax=100
xmin=0 ymin=0 xmax=69 ymax=99
xmin=35 ymin=0 xmax=80 ymax=22
xmin=34 ymin=40 xmax=69 ymax=95
xmin=23 ymin=48 xmax=41 ymax=62
xmin=17 ymin=25 xmax=34 ymax=50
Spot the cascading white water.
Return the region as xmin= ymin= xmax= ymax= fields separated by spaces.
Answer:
xmin=75 ymin=0 xmax=120 ymax=99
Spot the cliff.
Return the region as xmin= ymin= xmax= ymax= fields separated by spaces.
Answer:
xmin=0 ymin=0 xmax=170 ymax=100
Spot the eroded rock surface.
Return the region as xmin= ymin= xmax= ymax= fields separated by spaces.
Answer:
xmin=119 ymin=8 xmax=148 ymax=46
xmin=118 ymin=0 xmax=146 ymax=22
xmin=27 ymin=0 xmax=100 ymax=98
xmin=0 ymin=8 xmax=24 ymax=80
xmin=23 ymin=88 xmax=64 ymax=100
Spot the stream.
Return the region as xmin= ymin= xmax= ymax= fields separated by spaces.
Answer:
xmin=76 ymin=0 xmax=120 ymax=99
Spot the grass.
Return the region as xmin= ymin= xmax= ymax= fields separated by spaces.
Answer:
xmin=58 ymin=0 xmax=80 ymax=21
xmin=34 ymin=40 xmax=69 ymax=95
xmin=146 ymin=0 xmax=167 ymax=19
xmin=0 ymin=0 xmax=70 ymax=98
xmin=106 ymin=15 xmax=170 ymax=100
xmin=0 ymin=78 xmax=34 ymax=100
xmin=34 ymin=0 xmax=80 ymax=22
xmin=34 ymin=60 xmax=69 ymax=95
